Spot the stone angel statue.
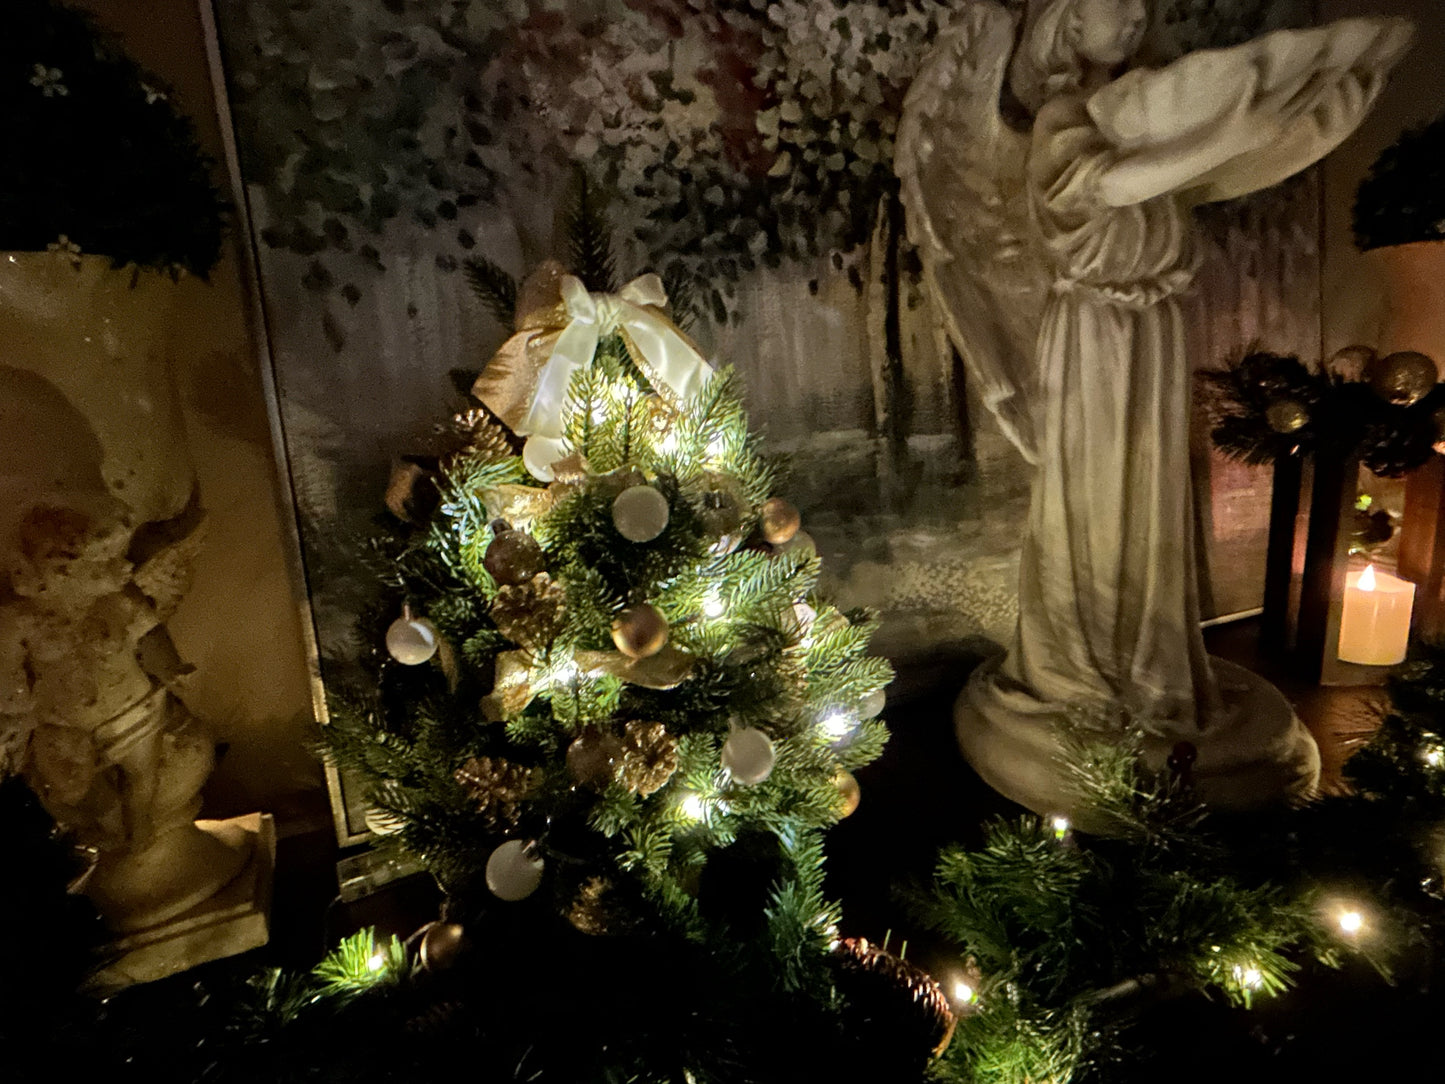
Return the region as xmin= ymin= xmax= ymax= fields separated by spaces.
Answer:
xmin=896 ymin=0 xmax=1412 ymax=820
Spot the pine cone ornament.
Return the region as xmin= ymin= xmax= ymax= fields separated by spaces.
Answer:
xmin=617 ymin=720 xmax=678 ymax=797
xmin=567 ymin=876 xmax=615 ymax=936
xmin=453 ymin=408 xmax=517 ymax=461
xmin=833 ymin=937 xmax=957 ymax=1060
xmin=454 ymin=756 xmax=535 ymax=828
xmin=491 ymin=573 xmax=566 ymax=650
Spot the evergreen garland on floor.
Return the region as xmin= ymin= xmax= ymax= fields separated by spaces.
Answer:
xmin=915 ymin=648 xmax=1445 ymax=1083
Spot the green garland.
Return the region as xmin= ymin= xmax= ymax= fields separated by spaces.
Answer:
xmin=1204 ymin=349 xmax=1445 ymax=477
xmin=916 ymin=645 xmax=1445 ymax=1083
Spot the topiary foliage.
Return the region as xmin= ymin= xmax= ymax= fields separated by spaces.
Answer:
xmin=1 ymin=0 xmax=226 ymax=276
xmin=1354 ymin=112 xmax=1445 ymax=252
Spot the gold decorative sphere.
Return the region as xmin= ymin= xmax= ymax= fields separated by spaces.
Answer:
xmin=1366 ymin=350 xmax=1439 ymax=406
xmin=760 ymin=497 xmax=801 ymax=546
xmin=611 ymin=604 xmax=669 ymax=659
xmin=834 ymin=769 xmax=861 ymax=818
xmin=1265 ymin=399 xmax=1308 ymax=434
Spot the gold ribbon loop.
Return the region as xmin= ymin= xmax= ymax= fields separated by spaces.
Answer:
xmin=473 ymin=271 xmax=713 ymax=480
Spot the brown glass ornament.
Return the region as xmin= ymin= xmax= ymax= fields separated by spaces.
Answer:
xmin=484 ymin=529 xmax=547 ymax=585
xmin=566 ymin=729 xmax=624 ymax=788
xmin=611 ymin=604 xmax=669 ymax=659
xmin=419 ymin=921 xmax=466 ymax=971
xmin=760 ymin=497 xmax=801 ymax=545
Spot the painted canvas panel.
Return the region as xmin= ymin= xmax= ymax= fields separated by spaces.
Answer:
xmin=209 ymin=0 xmax=1318 ymax=836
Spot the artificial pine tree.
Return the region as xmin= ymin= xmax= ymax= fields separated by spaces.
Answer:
xmin=320 ymin=207 xmax=912 ymax=1081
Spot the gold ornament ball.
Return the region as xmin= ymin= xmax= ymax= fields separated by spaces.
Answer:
xmin=834 ymin=769 xmax=861 ymax=818
xmin=760 ymin=497 xmax=802 ymax=546
xmin=611 ymin=604 xmax=669 ymax=659
xmin=1327 ymin=343 xmax=1376 ymax=382
xmin=419 ymin=921 xmax=466 ymax=971
xmin=1367 ymin=350 xmax=1439 ymax=406
xmin=1265 ymin=399 xmax=1308 ymax=434
xmin=566 ymin=729 xmax=623 ymax=788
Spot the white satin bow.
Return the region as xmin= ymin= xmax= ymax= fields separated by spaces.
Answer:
xmin=517 ymin=274 xmax=713 ymax=479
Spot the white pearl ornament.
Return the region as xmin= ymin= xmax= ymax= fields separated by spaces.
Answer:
xmin=612 ymin=485 xmax=671 ymax=542
xmin=385 ymin=615 xmax=439 ymax=665
xmin=485 ymin=840 xmax=545 ymax=901
xmin=721 ymin=726 xmax=776 ymax=786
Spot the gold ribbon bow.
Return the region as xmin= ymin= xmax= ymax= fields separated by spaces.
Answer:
xmin=472 ymin=267 xmax=713 ymax=480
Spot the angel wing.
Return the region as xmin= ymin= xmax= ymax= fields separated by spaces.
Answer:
xmin=896 ymin=0 xmax=1049 ymax=466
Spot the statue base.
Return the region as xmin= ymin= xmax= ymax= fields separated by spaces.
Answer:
xmin=956 ymin=657 xmax=1320 ymax=830
xmin=87 ymin=813 xmax=275 ymax=994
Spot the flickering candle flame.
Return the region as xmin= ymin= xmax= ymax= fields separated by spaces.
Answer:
xmin=1338 ymin=563 xmax=1414 ymax=666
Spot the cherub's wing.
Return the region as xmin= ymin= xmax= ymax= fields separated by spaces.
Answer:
xmin=896 ymin=1 xmax=1048 ymax=465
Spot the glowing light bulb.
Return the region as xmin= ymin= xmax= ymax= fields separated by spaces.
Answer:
xmin=703 ymin=590 xmax=726 ymax=619
xmin=1338 ymin=910 xmax=1364 ymax=934
xmin=705 ymin=434 xmax=728 ymax=459
xmin=1359 ymin=563 xmax=1377 ymax=592
xmin=658 ymin=431 xmax=680 ymax=455
xmin=680 ymin=792 xmax=708 ymax=821
xmin=1233 ymin=965 xmax=1263 ymax=990
xmin=1425 ymin=745 xmax=1443 ymax=768
xmin=1051 ymin=816 xmax=1071 ymax=839
xmin=953 ymin=981 xmax=977 ymax=1004
xmin=819 ymin=710 xmax=854 ymax=741
xmin=366 ymin=948 xmax=387 ymax=973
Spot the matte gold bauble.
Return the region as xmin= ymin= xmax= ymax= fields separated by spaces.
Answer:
xmin=419 ymin=921 xmax=466 ymax=971
xmin=760 ymin=497 xmax=801 ymax=545
xmin=1265 ymin=399 xmax=1308 ymax=434
xmin=483 ymin=529 xmax=547 ymax=585
xmin=611 ymin=604 xmax=669 ymax=659
xmin=834 ymin=769 xmax=861 ymax=818
xmin=566 ymin=729 xmax=624 ymax=788
xmin=1366 ymin=350 xmax=1439 ymax=406
xmin=612 ymin=485 xmax=672 ymax=543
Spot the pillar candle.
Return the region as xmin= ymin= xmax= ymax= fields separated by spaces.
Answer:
xmin=1338 ymin=564 xmax=1415 ymax=666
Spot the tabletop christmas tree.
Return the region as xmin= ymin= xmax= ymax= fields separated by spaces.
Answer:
xmin=317 ymin=213 xmax=921 ymax=1081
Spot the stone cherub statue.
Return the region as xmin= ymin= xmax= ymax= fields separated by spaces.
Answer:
xmin=896 ymin=0 xmax=1411 ymax=819
xmin=0 ymin=495 xmax=251 ymax=933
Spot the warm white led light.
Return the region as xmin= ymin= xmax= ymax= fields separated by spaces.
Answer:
xmin=703 ymin=591 xmax=726 ymax=619
xmin=819 ymin=711 xmax=854 ymax=740
xmin=953 ymin=981 xmax=976 ymax=1004
xmin=366 ymin=949 xmax=386 ymax=973
xmin=1339 ymin=910 xmax=1364 ymax=934
xmin=680 ymin=793 xmax=707 ymax=821
xmin=1233 ymin=965 xmax=1263 ymax=990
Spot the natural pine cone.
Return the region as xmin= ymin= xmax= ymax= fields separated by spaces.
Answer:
xmin=491 ymin=572 xmax=566 ymax=651
xmin=833 ymin=937 xmax=957 ymax=1059
xmin=453 ymin=409 xmax=516 ymax=462
xmin=454 ymin=755 xmax=535 ymax=828
xmin=617 ymin=720 xmax=678 ymax=797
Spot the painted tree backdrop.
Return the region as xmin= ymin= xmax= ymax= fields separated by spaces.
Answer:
xmin=211 ymin=0 xmax=1319 ymax=806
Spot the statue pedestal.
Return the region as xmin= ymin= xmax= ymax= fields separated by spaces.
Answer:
xmin=87 ymin=813 xmax=275 ymax=994
xmin=956 ymin=658 xmax=1320 ymax=831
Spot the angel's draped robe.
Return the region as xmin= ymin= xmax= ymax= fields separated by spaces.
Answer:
xmin=998 ymin=93 xmax=1221 ymax=726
